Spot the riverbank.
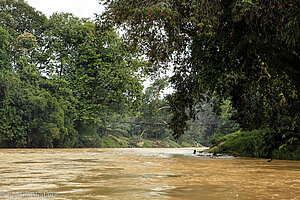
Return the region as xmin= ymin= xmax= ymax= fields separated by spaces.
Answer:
xmin=208 ymin=130 xmax=300 ymax=161
xmin=93 ymin=134 xmax=201 ymax=148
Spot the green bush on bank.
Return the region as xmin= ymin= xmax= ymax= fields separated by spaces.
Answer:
xmin=142 ymin=140 xmax=152 ymax=148
xmin=273 ymin=141 xmax=300 ymax=160
xmin=211 ymin=130 xmax=300 ymax=160
xmin=166 ymin=139 xmax=182 ymax=148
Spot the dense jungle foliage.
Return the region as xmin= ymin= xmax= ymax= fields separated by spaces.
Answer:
xmin=1 ymin=0 xmax=299 ymax=160
xmin=0 ymin=0 xmax=145 ymax=147
xmin=1 ymin=0 xmax=233 ymax=148
xmin=101 ymin=0 xmax=300 ymax=159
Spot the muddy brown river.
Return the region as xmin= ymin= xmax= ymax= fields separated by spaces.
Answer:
xmin=0 ymin=148 xmax=299 ymax=199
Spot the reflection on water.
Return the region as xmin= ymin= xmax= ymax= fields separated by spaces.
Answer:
xmin=0 ymin=148 xmax=299 ymax=200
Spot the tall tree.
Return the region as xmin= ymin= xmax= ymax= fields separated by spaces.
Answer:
xmin=45 ymin=13 xmax=144 ymax=127
xmin=0 ymin=0 xmax=48 ymax=66
xmin=100 ymin=0 xmax=299 ymax=146
xmin=138 ymin=77 xmax=170 ymax=139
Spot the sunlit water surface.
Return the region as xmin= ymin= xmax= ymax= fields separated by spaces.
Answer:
xmin=0 ymin=148 xmax=299 ymax=199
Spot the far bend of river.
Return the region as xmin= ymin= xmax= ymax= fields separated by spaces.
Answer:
xmin=0 ymin=148 xmax=299 ymax=200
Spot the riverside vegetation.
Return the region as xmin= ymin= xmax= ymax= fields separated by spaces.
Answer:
xmin=0 ymin=0 xmax=211 ymax=148
xmin=100 ymin=0 xmax=300 ymax=160
xmin=0 ymin=0 xmax=299 ymax=160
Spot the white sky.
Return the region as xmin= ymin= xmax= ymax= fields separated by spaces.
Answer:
xmin=26 ymin=0 xmax=104 ymax=19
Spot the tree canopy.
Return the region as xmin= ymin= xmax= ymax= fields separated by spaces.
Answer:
xmin=101 ymin=0 xmax=300 ymax=152
xmin=0 ymin=0 xmax=144 ymax=147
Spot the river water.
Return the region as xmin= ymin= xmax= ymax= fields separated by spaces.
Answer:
xmin=0 ymin=148 xmax=299 ymax=200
